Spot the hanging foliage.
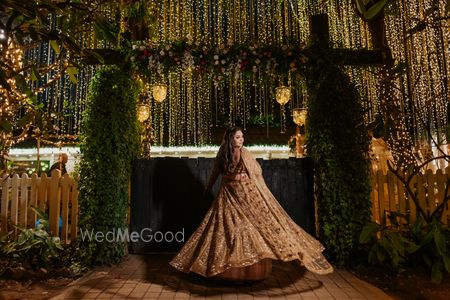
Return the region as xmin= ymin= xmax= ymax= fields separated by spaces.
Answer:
xmin=353 ymin=0 xmax=390 ymax=21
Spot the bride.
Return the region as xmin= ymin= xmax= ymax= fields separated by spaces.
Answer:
xmin=170 ymin=126 xmax=333 ymax=279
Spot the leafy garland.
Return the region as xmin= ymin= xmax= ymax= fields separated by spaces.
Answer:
xmin=124 ymin=39 xmax=309 ymax=81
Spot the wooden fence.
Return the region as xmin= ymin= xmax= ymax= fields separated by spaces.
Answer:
xmin=0 ymin=170 xmax=79 ymax=242
xmin=371 ymin=168 xmax=450 ymax=226
xmin=4 ymin=160 xmax=450 ymax=245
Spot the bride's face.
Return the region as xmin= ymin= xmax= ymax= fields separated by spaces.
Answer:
xmin=232 ymin=130 xmax=244 ymax=148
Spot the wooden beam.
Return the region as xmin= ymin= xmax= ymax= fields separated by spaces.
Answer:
xmin=82 ymin=12 xmax=384 ymax=68
xmin=335 ymin=49 xmax=384 ymax=65
xmin=309 ymin=14 xmax=329 ymax=42
xmin=81 ymin=49 xmax=123 ymax=65
xmin=81 ymin=47 xmax=384 ymax=68
xmin=309 ymin=14 xmax=385 ymax=65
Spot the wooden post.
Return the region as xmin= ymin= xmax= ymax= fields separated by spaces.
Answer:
xmin=10 ymin=174 xmax=19 ymax=235
xmin=308 ymin=14 xmax=384 ymax=65
xmin=19 ymin=173 xmax=29 ymax=228
xmin=30 ymin=173 xmax=38 ymax=225
xmin=36 ymin=137 xmax=41 ymax=174
xmin=49 ymin=169 xmax=61 ymax=236
xmin=1 ymin=174 xmax=10 ymax=234
xmin=309 ymin=14 xmax=329 ymax=42
xmin=60 ymin=174 xmax=71 ymax=241
xmin=71 ymin=178 xmax=79 ymax=240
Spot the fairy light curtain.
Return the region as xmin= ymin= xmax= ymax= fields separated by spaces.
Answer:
xmin=383 ymin=0 xmax=449 ymax=144
xmin=149 ymin=0 xmax=449 ymax=146
xmin=27 ymin=0 xmax=449 ymax=147
xmin=147 ymin=0 xmax=378 ymax=146
xmin=23 ymin=4 xmax=118 ymax=140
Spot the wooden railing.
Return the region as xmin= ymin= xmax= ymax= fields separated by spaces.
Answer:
xmin=371 ymin=168 xmax=450 ymax=226
xmin=0 ymin=170 xmax=79 ymax=242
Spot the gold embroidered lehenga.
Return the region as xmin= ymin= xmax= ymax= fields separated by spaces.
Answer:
xmin=169 ymin=148 xmax=333 ymax=277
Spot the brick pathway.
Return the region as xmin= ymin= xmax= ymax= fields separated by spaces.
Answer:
xmin=51 ymin=254 xmax=393 ymax=300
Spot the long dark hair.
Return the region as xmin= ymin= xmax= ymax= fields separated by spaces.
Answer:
xmin=216 ymin=126 xmax=242 ymax=173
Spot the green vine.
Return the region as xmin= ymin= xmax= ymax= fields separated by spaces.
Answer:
xmin=77 ymin=65 xmax=139 ymax=266
xmin=305 ymin=40 xmax=372 ymax=266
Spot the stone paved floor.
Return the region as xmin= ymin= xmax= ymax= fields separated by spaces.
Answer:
xmin=51 ymin=254 xmax=393 ymax=300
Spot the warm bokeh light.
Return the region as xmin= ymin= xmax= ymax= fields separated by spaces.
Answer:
xmin=137 ymin=103 xmax=151 ymax=122
xmin=292 ymin=108 xmax=307 ymax=126
xmin=275 ymin=86 xmax=291 ymax=106
xmin=151 ymin=84 xmax=168 ymax=103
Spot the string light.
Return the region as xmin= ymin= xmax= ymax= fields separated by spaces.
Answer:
xmin=4 ymin=0 xmax=448 ymax=149
xmin=146 ymin=0 xmax=376 ymax=145
xmin=13 ymin=2 xmax=117 ymax=138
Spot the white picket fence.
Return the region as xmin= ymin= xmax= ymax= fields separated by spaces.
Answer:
xmin=0 ymin=169 xmax=79 ymax=243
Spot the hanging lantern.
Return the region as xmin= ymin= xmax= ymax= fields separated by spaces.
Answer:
xmin=275 ymin=86 xmax=291 ymax=134
xmin=275 ymin=86 xmax=291 ymax=105
xmin=151 ymin=83 xmax=168 ymax=103
xmin=291 ymin=108 xmax=308 ymax=158
xmin=137 ymin=103 xmax=150 ymax=122
xmin=292 ymin=108 xmax=307 ymax=126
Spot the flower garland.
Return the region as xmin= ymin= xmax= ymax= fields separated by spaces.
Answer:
xmin=125 ymin=39 xmax=309 ymax=81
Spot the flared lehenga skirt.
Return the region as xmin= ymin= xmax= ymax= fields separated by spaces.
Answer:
xmin=169 ymin=179 xmax=333 ymax=277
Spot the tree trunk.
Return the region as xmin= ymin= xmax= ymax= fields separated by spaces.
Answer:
xmin=367 ymin=12 xmax=393 ymax=66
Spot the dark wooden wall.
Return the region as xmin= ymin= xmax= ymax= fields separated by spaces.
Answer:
xmin=129 ymin=157 xmax=315 ymax=253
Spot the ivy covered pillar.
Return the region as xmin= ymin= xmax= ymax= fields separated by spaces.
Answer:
xmin=305 ymin=42 xmax=372 ymax=265
xmin=77 ymin=66 xmax=140 ymax=265
xmin=305 ymin=15 xmax=372 ymax=265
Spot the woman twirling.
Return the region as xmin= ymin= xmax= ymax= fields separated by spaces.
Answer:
xmin=170 ymin=126 xmax=333 ymax=279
